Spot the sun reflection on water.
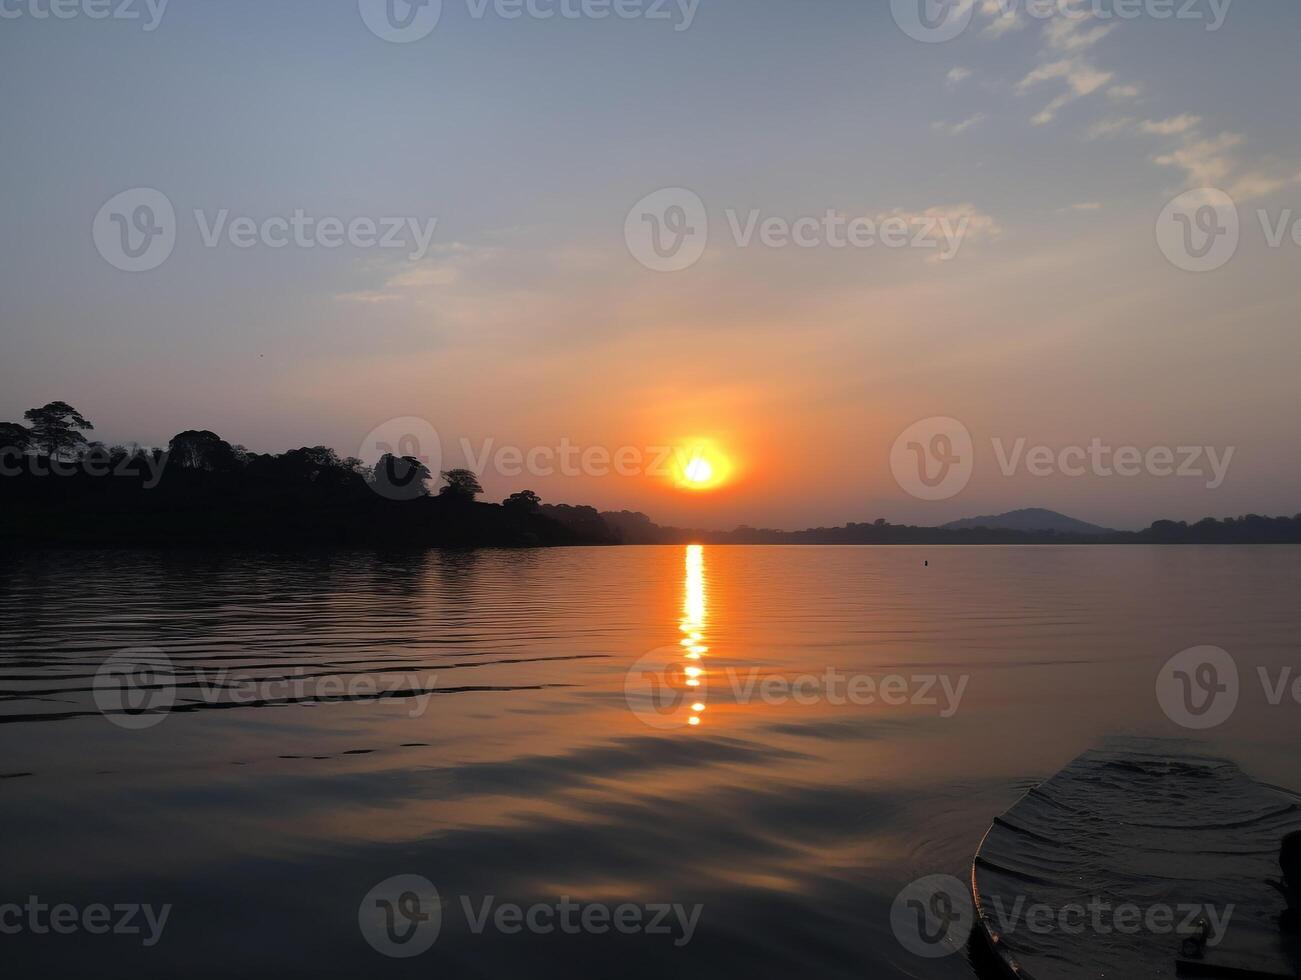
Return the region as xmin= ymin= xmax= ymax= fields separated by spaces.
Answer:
xmin=679 ymin=545 xmax=708 ymax=727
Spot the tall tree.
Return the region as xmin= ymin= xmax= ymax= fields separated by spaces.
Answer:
xmin=439 ymin=468 xmax=484 ymax=501
xmin=168 ymin=430 xmax=237 ymax=471
xmin=23 ymin=402 xmax=93 ymax=459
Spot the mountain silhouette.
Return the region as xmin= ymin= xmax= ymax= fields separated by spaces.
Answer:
xmin=941 ymin=508 xmax=1115 ymax=535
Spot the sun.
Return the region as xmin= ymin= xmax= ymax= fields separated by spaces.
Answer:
xmin=669 ymin=440 xmax=733 ymax=492
xmin=683 ymin=457 xmax=714 ymax=485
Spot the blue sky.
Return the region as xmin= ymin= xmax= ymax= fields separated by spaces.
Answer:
xmin=2 ymin=0 xmax=1300 ymax=528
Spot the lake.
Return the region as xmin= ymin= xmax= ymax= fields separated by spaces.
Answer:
xmin=2 ymin=545 xmax=1298 ymax=978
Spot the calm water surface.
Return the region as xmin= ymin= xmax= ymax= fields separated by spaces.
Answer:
xmin=2 ymin=546 xmax=1298 ymax=978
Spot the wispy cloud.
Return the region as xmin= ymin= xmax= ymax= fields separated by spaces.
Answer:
xmin=1018 ymin=58 xmax=1114 ymax=124
xmin=971 ymin=3 xmax=1298 ymax=203
xmin=933 ymin=113 xmax=987 ymax=136
xmin=1139 ymin=114 xmax=1203 ymax=136
xmin=1084 ymin=116 xmax=1134 ymax=141
xmin=946 ymin=66 xmax=973 ymax=86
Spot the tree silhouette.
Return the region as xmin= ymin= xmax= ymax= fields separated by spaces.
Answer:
xmin=0 ymin=422 xmax=31 ymax=453
xmin=168 ymin=430 xmax=237 ymax=471
xmin=23 ymin=402 xmax=93 ymax=459
xmin=439 ymin=468 xmax=484 ymax=501
xmin=373 ymin=453 xmax=432 ymax=499
xmin=504 ymin=490 xmax=542 ymax=512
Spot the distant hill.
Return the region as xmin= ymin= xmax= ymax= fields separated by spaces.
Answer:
xmin=942 ymin=508 xmax=1115 ymax=535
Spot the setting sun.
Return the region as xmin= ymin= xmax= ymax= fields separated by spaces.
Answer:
xmin=669 ymin=440 xmax=734 ymax=492
xmin=684 ymin=457 xmax=713 ymax=484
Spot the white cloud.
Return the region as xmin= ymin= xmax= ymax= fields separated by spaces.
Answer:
xmin=1018 ymin=58 xmax=1113 ymax=124
xmin=1153 ymin=131 xmax=1244 ymax=187
xmin=946 ymin=66 xmax=973 ymax=86
xmin=1139 ymin=114 xmax=1203 ymax=136
xmin=933 ymin=113 xmax=987 ymax=136
xmin=1107 ymin=84 xmax=1140 ymax=102
xmin=1043 ymin=16 xmax=1116 ymax=52
xmin=874 ymin=203 xmax=1003 ymax=263
xmin=979 ymin=0 xmax=1024 ymax=37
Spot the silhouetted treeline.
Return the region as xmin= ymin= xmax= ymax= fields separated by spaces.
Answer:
xmin=3 ymin=403 xmax=1299 ymax=548
xmin=0 ymin=404 xmax=611 ymax=548
xmin=601 ymin=513 xmax=1301 ymax=545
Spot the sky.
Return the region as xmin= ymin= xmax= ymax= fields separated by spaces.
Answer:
xmin=2 ymin=0 xmax=1300 ymax=531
